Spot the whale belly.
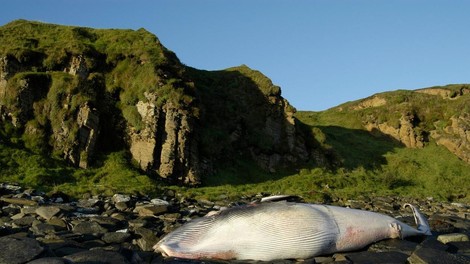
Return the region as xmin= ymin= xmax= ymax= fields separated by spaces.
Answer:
xmin=157 ymin=203 xmax=339 ymax=261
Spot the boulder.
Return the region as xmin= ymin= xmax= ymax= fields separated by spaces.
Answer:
xmin=35 ymin=206 xmax=61 ymax=220
xmin=0 ymin=237 xmax=44 ymax=264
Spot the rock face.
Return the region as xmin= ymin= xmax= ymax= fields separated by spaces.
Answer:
xmin=345 ymin=86 xmax=470 ymax=163
xmin=432 ymin=113 xmax=470 ymax=163
xmin=365 ymin=112 xmax=425 ymax=148
xmin=130 ymin=97 xmax=200 ymax=184
xmin=0 ymin=20 xmax=309 ymax=184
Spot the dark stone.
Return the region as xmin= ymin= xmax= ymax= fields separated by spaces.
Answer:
xmin=0 ymin=236 xmax=44 ymax=264
xmin=64 ymin=249 xmax=130 ymax=264
xmin=31 ymin=223 xmax=56 ymax=235
xmin=408 ymin=246 xmax=470 ymax=264
xmin=26 ymin=257 xmax=67 ymax=264
xmin=72 ymin=221 xmax=108 ymax=234
xmin=368 ymin=238 xmax=418 ymax=254
xmin=134 ymin=227 xmax=159 ymax=251
xmin=47 ymin=190 xmax=71 ymax=203
xmin=429 ymin=215 xmax=457 ymax=233
xmin=345 ymin=251 xmax=408 ymax=264
xmin=102 ymin=232 xmax=132 ymax=244
xmin=448 ymin=241 xmax=470 ymax=257
xmin=419 ymin=236 xmax=449 ymax=251
xmin=12 ymin=215 xmax=36 ymax=227
xmin=2 ymin=206 xmax=20 ymax=216
xmin=83 ymin=239 xmax=106 ymax=249
xmin=52 ymin=246 xmax=87 ymax=257
xmin=60 ymin=232 xmax=99 ymax=243
xmin=131 ymin=251 xmax=164 ymax=264
xmin=90 ymin=216 xmax=122 ymax=231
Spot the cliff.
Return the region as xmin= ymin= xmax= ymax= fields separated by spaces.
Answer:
xmin=332 ymin=85 xmax=470 ymax=163
xmin=0 ymin=20 xmax=310 ymax=185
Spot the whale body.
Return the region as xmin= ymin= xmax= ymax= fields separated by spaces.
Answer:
xmin=154 ymin=202 xmax=431 ymax=261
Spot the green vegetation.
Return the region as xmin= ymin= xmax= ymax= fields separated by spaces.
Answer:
xmin=0 ymin=20 xmax=469 ymax=204
xmin=168 ymin=124 xmax=470 ymax=203
xmin=0 ymin=19 xmax=196 ymax=137
xmin=0 ymin=142 xmax=162 ymax=197
xmin=318 ymin=85 xmax=470 ymax=132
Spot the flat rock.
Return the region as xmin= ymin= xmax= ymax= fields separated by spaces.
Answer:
xmin=46 ymin=217 xmax=68 ymax=230
xmin=151 ymin=198 xmax=170 ymax=206
xmin=26 ymin=257 xmax=67 ymax=264
xmin=102 ymin=232 xmax=131 ymax=244
xmin=345 ymin=251 xmax=409 ymax=264
xmin=134 ymin=227 xmax=159 ymax=251
xmin=12 ymin=215 xmax=36 ymax=227
xmin=368 ymin=238 xmax=418 ymax=254
xmin=0 ymin=236 xmax=44 ymax=264
xmin=64 ymin=249 xmax=130 ymax=264
xmin=408 ymin=246 xmax=470 ymax=264
xmin=438 ymin=233 xmax=470 ymax=244
xmin=72 ymin=221 xmax=108 ymax=234
xmin=112 ymin=194 xmax=131 ymax=203
xmin=0 ymin=197 xmax=37 ymax=206
xmin=31 ymin=222 xmax=56 ymax=235
xmin=419 ymin=236 xmax=449 ymax=251
xmin=90 ymin=216 xmax=122 ymax=230
xmin=115 ymin=201 xmax=129 ymax=211
xmin=52 ymin=246 xmax=88 ymax=257
xmin=134 ymin=204 xmax=168 ymax=217
xmin=35 ymin=206 xmax=61 ymax=220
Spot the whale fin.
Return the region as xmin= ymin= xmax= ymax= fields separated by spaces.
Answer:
xmin=403 ymin=204 xmax=432 ymax=235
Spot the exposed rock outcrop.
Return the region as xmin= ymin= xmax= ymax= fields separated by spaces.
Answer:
xmin=77 ymin=104 xmax=100 ymax=168
xmin=0 ymin=20 xmax=310 ymax=185
xmin=432 ymin=114 xmax=470 ymax=163
xmin=130 ymin=95 xmax=200 ymax=185
xmin=255 ymin=95 xmax=308 ymax=172
xmin=365 ymin=112 xmax=425 ymax=148
xmin=352 ymin=95 xmax=387 ymax=110
xmin=347 ymin=86 xmax=470 ymax=163
xmin=416 ymin=86 xmax=470 ymax=99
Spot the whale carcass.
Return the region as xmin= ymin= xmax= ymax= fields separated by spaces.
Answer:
xmin=154 ymin=201 xmax=431 ymax=261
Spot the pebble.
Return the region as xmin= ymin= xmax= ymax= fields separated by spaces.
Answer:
xmin=0 ymin=184 xmax=467 ymax=263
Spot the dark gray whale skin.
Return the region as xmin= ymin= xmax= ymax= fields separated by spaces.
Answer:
xmin=154 ymin=202 xmax=431 ymax=261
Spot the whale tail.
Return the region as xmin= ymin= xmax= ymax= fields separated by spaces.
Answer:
xmin=403 ymin=203 xmax=432 ymax=236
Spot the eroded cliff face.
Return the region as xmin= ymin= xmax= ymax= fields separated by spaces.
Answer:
xmin=364 ymin=112 xmax=425 ymax=148
xmin=348 ymin=88 xmax=470 ymax=163
xmin=0 ymin=53 xmax=100 ymax=169
xmin=0 ymin=20 xmax=310 ymax=185
xmin=431 ymin=114 xmax=470 ymax=163
xmin=129 ymin=94 xmax=200 ymax=184
xmin=254 ymin=94 xmax=308 ymax=172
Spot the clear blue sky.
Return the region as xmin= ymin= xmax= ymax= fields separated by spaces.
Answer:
xmin=2 ymin=1 xmax=470 ymax=110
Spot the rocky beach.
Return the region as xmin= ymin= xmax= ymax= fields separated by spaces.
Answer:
xmin=0 ymin=183 xmax=468 ymax=264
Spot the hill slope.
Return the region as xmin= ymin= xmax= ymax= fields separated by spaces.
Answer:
xmin=299 ymin=84 xmax=470 ymax=163
xmin=0 ymin=20 xmax=310 ymax=187
xmin=293 ymin=85 xmax=470 ymax=201
xmin=0 ymin=20 xmax=468 ymax=202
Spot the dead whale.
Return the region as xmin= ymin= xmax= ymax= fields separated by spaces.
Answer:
xmin=154 ymin=202 xmax=431 ymax=261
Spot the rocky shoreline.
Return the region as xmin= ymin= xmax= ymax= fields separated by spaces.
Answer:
xmin=0 ymin=184 xmax=468 ymax=264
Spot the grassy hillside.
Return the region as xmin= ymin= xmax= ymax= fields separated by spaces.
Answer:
xmin=0 ymin=20 xmax=468 ymax=203
xmin=168 ymin=87 xmax=470 ymax=203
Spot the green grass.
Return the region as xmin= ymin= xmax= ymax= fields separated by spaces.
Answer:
xmin=168 ymin=142 xmax=470 ymax=203
xmin=0 ymin=142 xmax=162 ymax=197
xmin=0 ymin=20 xmax=469 ymax=204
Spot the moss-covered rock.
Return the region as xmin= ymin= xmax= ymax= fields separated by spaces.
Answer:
xmin=0 ymin=20 xmax=309 ymax=185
